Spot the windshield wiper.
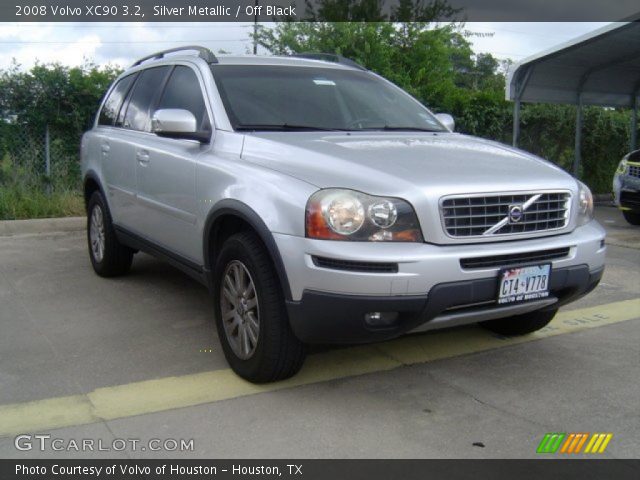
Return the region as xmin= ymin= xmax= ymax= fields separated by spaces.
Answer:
xmin=235 ymin=123 xmax=347 ymax=132
xmin=358 ymin=125 xmax=442 ymax=132
xmin=235 ymin=123 xmax=440 ymax=133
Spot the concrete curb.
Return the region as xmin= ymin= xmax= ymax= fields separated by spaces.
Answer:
xmin=0 ymin=216 xmax=85 ymax=237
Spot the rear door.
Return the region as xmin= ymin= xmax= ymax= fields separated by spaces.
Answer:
xmin=114 ymin=66 xmax=172 ymax=235
xmin=96 ymin=73 xmax=138 ymax=227
xmin=132 ymin=64 xmax=212 ymax=261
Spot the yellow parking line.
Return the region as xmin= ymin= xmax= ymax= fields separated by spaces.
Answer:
xmin=0 ymin=298 xmax=638 ymax=437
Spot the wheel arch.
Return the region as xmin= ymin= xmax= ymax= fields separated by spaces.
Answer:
xmin=204 ymin=199 xmax=293 ymax=301
xmin=83 ymin=171 xmax=107 ymax=212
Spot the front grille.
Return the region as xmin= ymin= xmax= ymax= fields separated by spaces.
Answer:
xmin=312 ymin=256 xmax=398 ymax=273
xmin=441 ymin=192 xmax=570 ymax=237
xmin=460 ymin=247 xmax=571 ymax=270
xmin=628 ymin=164 xmax=640 ymax=178
xmin=620 ymin=191 xmax=640 ymax=208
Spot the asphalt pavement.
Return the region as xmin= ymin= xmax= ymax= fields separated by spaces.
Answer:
xmin=0 ymin=206 xmax=638 ymax=459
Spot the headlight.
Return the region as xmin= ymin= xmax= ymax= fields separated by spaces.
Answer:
xmin=321 ymin=190 xmax=365 ymax=235
xmin=577 ymin=181 xmax=594 ymax=226
xmin=616 ymin=158 xmax=628 ymax=175
xmin=306 ymin=189 xmax=423 ymax=242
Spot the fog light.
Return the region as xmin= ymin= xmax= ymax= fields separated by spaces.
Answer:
xmin=364 ymin=311 xmax=399 ymax=327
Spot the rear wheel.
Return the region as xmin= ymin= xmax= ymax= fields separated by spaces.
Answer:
xmin=480 ymin=308 xmax=557 ymax=336
xmin=213 ymin=231 xmax=306 ymax=383
xmin=622 ymin=210 xmax=640 ymax=225
xmin=87 ymin=191 xmax=134 ymax=277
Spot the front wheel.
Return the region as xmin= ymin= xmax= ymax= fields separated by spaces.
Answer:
xmin=213 ymin=231 xmax=306 ymax=383
xmin=622 ymin=210 xmax=640 ymax=225
xmin=87 ymin=191 xmax=134 ymax=277
xmin=480 ymin=308 xmax=557 ymax=336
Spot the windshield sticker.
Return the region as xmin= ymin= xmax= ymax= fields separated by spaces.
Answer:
xmin=313 ymin=79 xmax=336 ymax=86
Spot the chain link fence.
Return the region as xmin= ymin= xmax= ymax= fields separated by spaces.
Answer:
xmin=0 ymin=122 xmax=84 ymax=219
xmin=0 ymin=123 xmax=81 ymax=192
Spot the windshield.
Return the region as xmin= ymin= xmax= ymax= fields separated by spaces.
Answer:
xmin=211 ymin=65 xmax=447 ymax=132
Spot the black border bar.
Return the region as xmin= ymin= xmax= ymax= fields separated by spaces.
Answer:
xmin=2 ymin=0 xmax=640 ymax=22
xmin=3 ymin=459 xmax=640 ymax=480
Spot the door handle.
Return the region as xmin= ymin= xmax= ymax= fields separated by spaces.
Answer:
xmin=136 ymin=150 xmax=150 ymax=164
xmin=101 ymin=144 xmax=110 ymax=153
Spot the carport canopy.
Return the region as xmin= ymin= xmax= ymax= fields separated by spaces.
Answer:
xmin=506 ymin=21 xmax=640 ymax=177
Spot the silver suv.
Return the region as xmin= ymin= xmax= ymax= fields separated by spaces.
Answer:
xmin=81 ymin=46 xmax=606 ymax=383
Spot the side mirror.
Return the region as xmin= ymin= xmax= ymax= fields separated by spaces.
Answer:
xmin=151 ymin=109 xmax=210 ymax=142
xmin=435 ymin=113 xmax=455 ymax=132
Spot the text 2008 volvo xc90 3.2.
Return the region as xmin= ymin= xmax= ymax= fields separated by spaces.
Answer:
xmin=81 ymin=47 xmax=606 ymax=383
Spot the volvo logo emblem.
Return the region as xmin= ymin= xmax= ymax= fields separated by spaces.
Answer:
xmin=508 ymin=204 xmax=524 ymax=224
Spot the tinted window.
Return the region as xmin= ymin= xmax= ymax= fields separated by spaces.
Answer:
xmin=123 ymin=66 xmax=171 ymax=131
xmin=157 ymin=66 xmax=211 ymax=131
xmin=98 ymin=74 xmax=137 ymax=126
xmin=115 ymin=84 xmax=134 ymax=128
xmin=211 ymin=65 xmax=445 ymax=132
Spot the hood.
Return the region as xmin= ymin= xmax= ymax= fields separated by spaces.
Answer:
xmin=240 ymin=131 xmax=580 ymax=245
xmin=240 ymin=131 xmax=576 ymax=198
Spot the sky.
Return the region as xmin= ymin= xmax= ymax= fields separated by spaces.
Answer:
xmin=0 ymin=22 xmax=610 ymax=71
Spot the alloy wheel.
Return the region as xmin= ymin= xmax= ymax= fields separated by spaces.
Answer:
xmin=220 ymin=260 xmax=260 ymax=360
xmin=89 ymin=205 xmax=105 ymax=263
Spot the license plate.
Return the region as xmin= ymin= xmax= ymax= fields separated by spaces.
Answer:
xmin=498 ymin=264 xmax=551 ymax=305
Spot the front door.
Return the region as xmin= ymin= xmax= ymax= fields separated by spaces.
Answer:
xmin=132 ymin=65 xmax=213 ymax=261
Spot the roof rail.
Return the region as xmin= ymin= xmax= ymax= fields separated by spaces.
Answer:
xmin=290 ymin=53 xmax=367 ymax=71
xmin=131 ymin=45 xmax=218 ymax=67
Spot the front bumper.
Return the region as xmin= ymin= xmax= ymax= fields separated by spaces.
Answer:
xmin=275 ymin=220 xmax=606 ymax=344
xmin=286 ymin=265 xmax=603 ymax=344
xmin=275 ymin=221 xmax=606 ymax=300
xmin=613 ymin=173 xmax=640 ymax=211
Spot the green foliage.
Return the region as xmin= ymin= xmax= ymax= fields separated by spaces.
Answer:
xmin=0 ymin=186 xmax=84 ymax=220
xmin=0 ymin=61 xmax=121 ymax=219
xmin=580 ymin=107 xmax=630 ymax=193
xmin=0 ymin=60 xmax=121 ymax=135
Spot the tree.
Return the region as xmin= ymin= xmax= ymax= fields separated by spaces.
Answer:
xmin=0 ymin=61 xmax=122 ymax=192
xmin=0 ymin=60 xmax=121 ymax=138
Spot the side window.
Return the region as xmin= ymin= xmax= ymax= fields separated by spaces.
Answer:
xmin=123 ymin=66 xmax=171 ymax=132
xmin=115 ymin=84 xmax=134 ymax=128
xmin=156 ymin=66 xmax=211 ymax=132
xmin=98 ymin=74 xmax=137 ymax=126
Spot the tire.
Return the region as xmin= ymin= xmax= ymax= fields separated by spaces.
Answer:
xmin=480 ymin=308 xmax=557 ymax=336
xmin=213 ymin=231 xmax=306 ymax=383
xmin=87 ymin=191 xmax=134 ymax=277
xmin=622 ymin=210 xmax=640 ymax=225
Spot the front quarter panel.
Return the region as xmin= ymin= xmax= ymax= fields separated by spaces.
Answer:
xmin=196 ymin=131 xmax=318 ymax=262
